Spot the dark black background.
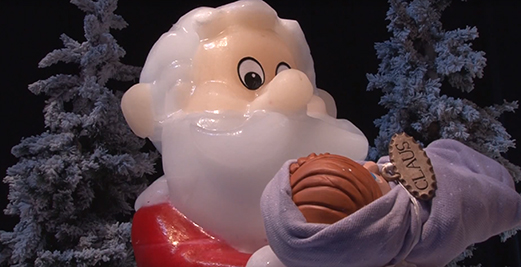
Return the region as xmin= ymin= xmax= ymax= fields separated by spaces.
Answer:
xmin=1 ymin=0 xmax=520 ymax=265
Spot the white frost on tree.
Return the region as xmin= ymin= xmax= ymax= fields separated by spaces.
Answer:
xmin=367 ymin=0 xmax=519 ymax=179
xmin=367 ymin=0 xmax=520 ymax=264
xmin=0 ymin=0 xmax=157 ymax=266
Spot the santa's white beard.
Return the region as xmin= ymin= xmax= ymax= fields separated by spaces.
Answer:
xmin=156 ymin=110 xmax=368 ymax=253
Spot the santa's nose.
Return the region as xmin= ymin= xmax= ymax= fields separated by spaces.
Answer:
xmin=249 ymin=69 xmax=313 ymax=114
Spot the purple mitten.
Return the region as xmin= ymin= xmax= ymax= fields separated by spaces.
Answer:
xmin=261 ymin=139 xmax=521 ymax=267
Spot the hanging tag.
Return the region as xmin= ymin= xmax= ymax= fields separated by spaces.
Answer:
xmin=388 ymin=132 xmax=437 ymax=201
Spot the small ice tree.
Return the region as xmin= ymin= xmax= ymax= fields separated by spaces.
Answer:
xmin=367 ymin=0 xmax=519 ymax=179
xmin=0 ymin=0 xmax=157 ymax=266
xmin=367 ymin=0 xmax=520 ymax=264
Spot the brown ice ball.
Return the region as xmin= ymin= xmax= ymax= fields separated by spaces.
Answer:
xmin=289 ymin=153 xmax=383 ymax=224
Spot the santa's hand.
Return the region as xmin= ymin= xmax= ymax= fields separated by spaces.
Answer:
xmin=246 ymin=245 xmax=286 ymax=267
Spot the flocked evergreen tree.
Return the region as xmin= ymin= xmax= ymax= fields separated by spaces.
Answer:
xmin=0 ymin=0 xmax=157 ymax=266
xmin=367 ymin=0 xmax=520 ymax=264
xmin=367 ymin=0 xmax=520 ymax=180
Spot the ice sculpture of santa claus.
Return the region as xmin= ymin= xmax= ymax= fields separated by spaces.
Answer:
xmin=121 ymin=1 xmax=368 ymax=266
xmin=121 ymin=1 xmax=521 ymax=267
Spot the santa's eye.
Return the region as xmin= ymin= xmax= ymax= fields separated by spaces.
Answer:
xmin=276 ymin=62 xmax=291 ymax=75
xmin=238 ymin=57 xmax=265 ymax=90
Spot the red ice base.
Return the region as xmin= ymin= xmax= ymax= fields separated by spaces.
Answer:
xmin=132 ymin=203 xmax=251 ymax=267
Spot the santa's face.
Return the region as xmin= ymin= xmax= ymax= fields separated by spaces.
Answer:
xmin=185 ymin=25 xmax=298 ymax=113
xmin=159 ymin=25 xmax=369 ymax=253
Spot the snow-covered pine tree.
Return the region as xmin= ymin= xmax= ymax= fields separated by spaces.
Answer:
xmin=0 ymin=0 xmax=157 ymax=266
xmin=367 ymin=0 xmax=519 ymax=180
xmin=367 ymin=0 xmax=520 ymax=264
